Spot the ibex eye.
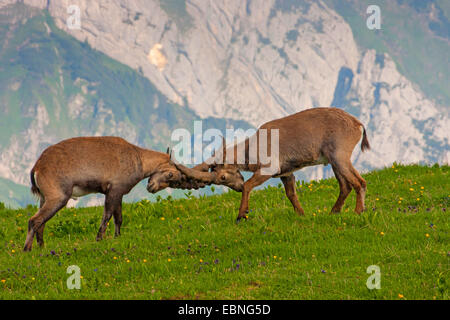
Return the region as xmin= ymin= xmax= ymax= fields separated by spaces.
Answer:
xmin=168 ymin=172 xmax=173 ymax=178
xmin=221 ymin=175 xmax=226 ymax=180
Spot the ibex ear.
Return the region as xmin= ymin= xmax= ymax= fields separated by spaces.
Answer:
xmin=166 ymin=147 xmax=170 ymax=154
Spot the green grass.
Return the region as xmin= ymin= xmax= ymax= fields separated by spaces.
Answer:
xmin=0 ymin=164 xmax=448 ymax=300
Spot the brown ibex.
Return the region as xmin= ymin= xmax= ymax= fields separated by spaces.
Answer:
xmin=24 ymin=136 xmax=201 ymax=251
xmin=172 ymin=107 xmax=370 ymax=221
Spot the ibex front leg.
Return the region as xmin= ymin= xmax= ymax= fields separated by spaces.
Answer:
xmin=237 ymin=170 xmax=270 ymax=221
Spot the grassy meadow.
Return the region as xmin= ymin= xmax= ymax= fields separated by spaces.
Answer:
xmin=0 ymin=164 xmax=448 ymax=300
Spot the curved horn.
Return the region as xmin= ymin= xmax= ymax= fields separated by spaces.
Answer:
xmin=173 ymin=162 xmax=216 ymax=183
xmin=166 ymin=147 xmax=170 ymax=154
xmin=208 ymin=136 xmax=226 ymax=165
xmin=220 ymin=136 xmax=227 ymax=164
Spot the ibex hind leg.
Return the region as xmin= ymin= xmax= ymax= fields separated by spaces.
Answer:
xmin=349 ymin=165 xmax=367 ymax=213
xmin=327 ymin=149 xmax=365 ymax=214
xmin=281 ymin=174 xmax=304 ymax=216
xmin=35 ymin=196 xmax=45 ymax=247
xmin=330 ymin=165 xmax=352 ymax=214
xmin=96 ymin=192 xmax=122 ymax=241
xmin=336 ymin=163 xmax=365 ymax=214
xmin=24 ymin=195 xmax=69 ymax=252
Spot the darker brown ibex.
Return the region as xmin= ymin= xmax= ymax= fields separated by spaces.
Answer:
xmin=24 ymin=136 xmax=201 ymax=251
xmin=173 ymin=107 xmax=370 ymax=221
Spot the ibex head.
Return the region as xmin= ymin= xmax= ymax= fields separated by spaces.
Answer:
xmin=170 ymin=140 xmax=245 ymax=192
xmin=146 ymin=147 xmax=209 ymax=193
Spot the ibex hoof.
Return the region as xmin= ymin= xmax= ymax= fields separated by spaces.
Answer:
xmin=236 ymin=216 xmax=248 ymax=223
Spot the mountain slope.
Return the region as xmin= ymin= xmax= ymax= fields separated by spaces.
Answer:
xmin=1 ymin=164 xmax=448 ymax=299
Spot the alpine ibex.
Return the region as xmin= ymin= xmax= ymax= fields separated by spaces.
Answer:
xmin=24 ymin=136 xmax=201 ymax=251
xmin=172 ymin=107 xmax=370 ymax=221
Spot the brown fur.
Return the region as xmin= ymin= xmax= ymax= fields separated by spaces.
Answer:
xmin=24 ymin=136 xmax=182 ymax=251
xmin=175 ymin=107 xmax=371 ymax=221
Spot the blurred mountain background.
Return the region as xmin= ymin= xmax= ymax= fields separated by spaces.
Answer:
xmin=0 ymin=0 xmax=448 ymax=207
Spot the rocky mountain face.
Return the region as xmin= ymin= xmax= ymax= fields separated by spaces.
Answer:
xmin=0 ymin=0 xmax=448 ymax=206
xmin=0 ymin=2 xmax=250 ymax=206
xmin=15 ymin=0 xmax=359 ymax=126
xmin=326 ymin=0 xmax=450 ymax=110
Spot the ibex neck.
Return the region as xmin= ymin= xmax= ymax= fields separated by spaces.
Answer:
xmin=222 ymin=142 xmax=250 ymax=168
xmin=138 ymin=148 xmax=169 ymax=178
